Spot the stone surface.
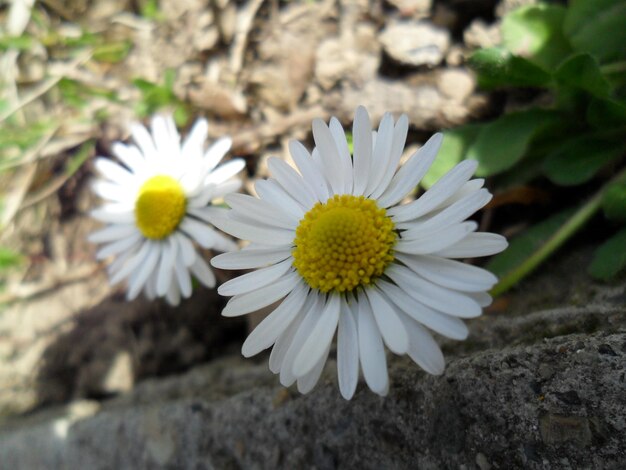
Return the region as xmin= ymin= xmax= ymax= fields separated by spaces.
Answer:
xmin=380 ymin=20 xmax=450 ymax=67
xmin=1 ymin=326 xmax=624 ymax=469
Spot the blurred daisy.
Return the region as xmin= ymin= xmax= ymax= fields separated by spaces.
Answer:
xmin=89 ymin=114 xmax=244 ymax=305
xmin=211 ymin=106 xmax=507 ymax=399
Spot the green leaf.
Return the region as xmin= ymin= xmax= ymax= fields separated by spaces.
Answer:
xmin=564 ymin=0 xmax=626 ymax=64
xmin=421 ymin=125 xmax=481 ymax=189
xmin=602 ymin=183 xmax=626 ymax=222
xmin=66 ymin=141 xmax=94 ymax=176
xmin=469 ymin=48 xmax=552 ymax=89
xmin=487 ymin=208 xmax=574 ymax=278
xmin=543 ymin=137 xmax=625 ymax=186
xmin=588 ymin=228 xmax=626 ymax=280
xmin=501 ymin=4 xmax=572 ymax=71
xmin=0 ymin=34 xmax=34 ymax=51
xmin=173 ymin=106 xmax=190 ymax=127
xmin=554 ymin=53 xmax=611 ymax=98
xmin=587 ymin=97 xmax=626 ymax=129
xmin=466 ymin=109 xmax=558 ymax=177
xmin=93 ymin=40 xmax=132 ymax=63
xmin=0 ymin=247 xmax=22 ymax=270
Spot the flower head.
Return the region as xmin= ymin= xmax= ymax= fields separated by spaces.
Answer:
xmin=211 ymin=106 xmax=507 ymax=398
xmin=89 ymin=114 xmax=244 ymax=305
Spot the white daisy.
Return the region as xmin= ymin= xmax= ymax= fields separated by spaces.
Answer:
xmin=89 ymin=114 xmax=245 ymax=306
xmin=211 ymin=106 xmax=507 ymax=399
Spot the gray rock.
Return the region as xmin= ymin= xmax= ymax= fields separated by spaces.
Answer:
xmin=380 ymin=20 xmax=450 ymax=67
xmin=1 ymin=304 xmax=624 ymax=469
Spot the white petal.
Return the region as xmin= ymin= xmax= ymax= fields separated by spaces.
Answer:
xmin=312 ymin=118 xmax=344 ymax=195
xmin=396 ymin=221 xmax=478 ymax=255
xmin=401 ymin=315 xmax=445 ymax=375
xmin=224 ymin=193 xmax=298 ymax=230
xmin=96 ymin=231 xmax=142 ymax=259
xmin=269 ymin=302 xmax=309 ymax=374
xmin=187 ymin=185 xmax=215 ymax=209
xmin=156 ymin=237 xmax=177 ymax=296
xmin=268 ymin=157 xmax=317 ymax=209
xmin=130 ymin=122 xmax=157 ymax=159
xmin=434 ymin=233 xmax=508 ymax=258
xmin=211 ymin=231 xmax=239 ymax=253
xmin=107 ymin=247 xmax=134 ymax=278
xmin=127 ymin=241 xmax=160 ymax=300
xmin=289 ymin=140 xmax=330 ymax=201
xmin=352 ymin=106 xmax=373 ymax=196
xmin=205 ymin=158 xmax=245 ymax=185
xmin=378 ymin=280 xmax=469 ymax=340
xmin=181 ymin=118 xmax=208 ymax=159
xmin=204 ymin=137 xmax=232 ymax=171
xmin=91 ymin=180 xmax=130 ymax=202
xmin=90 ymin=206 xmax=134 ymax=224
xmin=210 ymin=216 xmax=294 ymax=246
xmin=241 ymin=282 xmax=309 ymax=357
xmin=366 ymin=113 xmax=394 ymax=197
xmin=94 ymin=157 xmax=134 ymax=184
xmin=370 ymin=114 xmax=409 ymax=199
xmin=377 ymin=133 xmax=442 ymax=208
xmin=468 ymin=291 xmax=493 ymax=307
xmin=89 ymin=224 xmax=138 ymax=243
xmin=165 ymin=279 xmax=181 ymax=306
xmin=337 ymin=300 xmax=359 ymax=400
xmin=358 ymin=297 xmax=389 ymax=396
xmin=151 ymin=115 xmax=179 ymax=158
xmin=111 ymin=143 xmax=144 ymax=172
xmin=278 ymin=292 xmax=322 ymax=385
xmin=174 ymin=232 xmax=197 ymax=266
xmin=189 ymin=256 xmax=216 ymax=288
xmin=144 ymin=269 xmax=157 ymax=301
xmin=386 ymin=264 xmax=482 ymax=318
xmin=222 ymin=272 xmax=301 ymax=316
xmin=297 ymin=342 xmax=331 ymax=394
xmin=255 ymin=179 xmax=305 ymax=220
xmin=395 ymin=189 xmax=491 ymax=233
xmin=110 ymin=240 xmax=150 ymax=285
xmin=388 ymin=160 xmax=479 ymax=222
xmin=179 ymin=217 xmax=216 ymax=249
xmin=435 ymin=178 xmax=485 ymax=210
xmin=397 ymin=253 xmax=497 ymax=292
xmin=211 ymin=247 xmax=292 ymax=270
xmin=218 ymin=259 xmax=293 ymax=296
xmin=174 ymin=255 xmax=192 ymax=298
xmin=365 ymin=287 xmax=409 ymax=355
xmin=210 ymin=179 xmax=242 ymax=200
xmin=328 ymin=117 xmax=353 ymax=194
xmin=292 ymin=295 xmax=340 ymax=377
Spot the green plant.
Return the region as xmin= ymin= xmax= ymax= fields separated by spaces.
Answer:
xmin=133 ymin=69 xmax=190 ymax=126
xmin=426 ymin=0 xmax=626 ymax=294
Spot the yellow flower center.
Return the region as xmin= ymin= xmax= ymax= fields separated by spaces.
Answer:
xmin=134 ymin=175 xmax=186 ymax=239
xmin=292 ymin=194 xmax=397 ymax=293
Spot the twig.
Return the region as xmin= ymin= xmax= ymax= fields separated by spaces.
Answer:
xmin=0 ymin=264 xmax=101 ymax=305
xmin=229 ymin=0 xmax=265 ymax=78
xmin=0 ymin=50 xmax=92 ymax=123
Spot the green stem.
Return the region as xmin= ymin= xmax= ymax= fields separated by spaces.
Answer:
xmin=491 ymin=167 xmax=626 ymax=297
xmin=600 ymin=60 xmax=626 ymax=75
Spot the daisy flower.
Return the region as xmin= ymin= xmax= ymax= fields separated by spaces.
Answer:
xmin=211 ymin=106 xmax=507 ymax=399
xmin=89 ymin=114 xmax=245 ymax=306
